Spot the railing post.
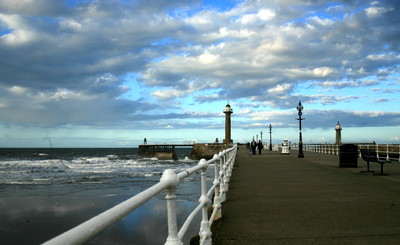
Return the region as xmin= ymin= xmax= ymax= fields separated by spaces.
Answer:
xmin=162 ymin=169 xmax=182 ymax=245
xmin=376 ymin=144 xmax=379 ymax=159
xmin=198 ymin=159 xmax=212 ymax=245
xmin=212 ymin=154 xmax=222 ymax=220
xmin=219 ymin=152 xmax=226 ymax=203
xmin=225 ymin=151 xmax=233 ymax=185
xmin=221 ymin=151 xmax=229 ymax=202
xmin=386 ymin=144 xmax=390 ymax=161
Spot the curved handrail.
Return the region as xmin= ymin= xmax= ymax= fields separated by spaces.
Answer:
xmin=42 ymin=145 xmax=237 ymax=245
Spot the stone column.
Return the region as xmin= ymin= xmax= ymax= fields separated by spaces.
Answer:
xmin=223 ymin=104 xmax=233 ymax=144
xmin=335 ymin=121 xmax=342 ymax=145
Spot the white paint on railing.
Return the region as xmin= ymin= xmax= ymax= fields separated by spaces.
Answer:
xmin=42 ymin=145 xmax=238 ymax=245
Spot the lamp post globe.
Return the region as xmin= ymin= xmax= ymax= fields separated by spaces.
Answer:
xmin=296 ymin=101 xmax=305 ymax=158
xmin=297 ymin=103 xmax=303 ymax=115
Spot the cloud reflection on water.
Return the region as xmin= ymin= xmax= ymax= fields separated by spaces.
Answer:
xmin=0 ymin=179 xmax=204 ymax=244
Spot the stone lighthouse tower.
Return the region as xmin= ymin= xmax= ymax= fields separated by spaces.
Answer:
xmin=335 ymin=121 xmax=342 ymax=145
xmin=223 ymin=103 xmax=233 ymax=144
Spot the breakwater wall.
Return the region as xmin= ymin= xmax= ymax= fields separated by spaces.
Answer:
xmin=138 ymin=143 xmax=231 ymax=160
xmin=138 ymin=144 xmax=178 ymax=160
xmin=191 ymin=143 xmax=230 ymax=160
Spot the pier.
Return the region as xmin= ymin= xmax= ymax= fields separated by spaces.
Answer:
xmin=212 ymin=147 xmax=400 ymax=244
xmin=138 ymin=143 xmax=230 ymax=160
xmin=138 ymin=144 xmax=193 ymax=160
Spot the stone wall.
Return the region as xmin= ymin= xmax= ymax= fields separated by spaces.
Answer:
xmin=156 ymin=152 xmax=177 ymax=160
xmin=191 ymin=143 xmax=229 ymax=160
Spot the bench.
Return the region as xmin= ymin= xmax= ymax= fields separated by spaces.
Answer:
xmin=360 ymin=149 xmax=391 ymax=176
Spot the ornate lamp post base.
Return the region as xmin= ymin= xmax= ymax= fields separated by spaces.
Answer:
xmin=298 ymin=143 xmax=304 ymax=158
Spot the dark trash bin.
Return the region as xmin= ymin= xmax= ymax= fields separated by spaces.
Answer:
xmin=339 ymin=144 xmax=358 ymax=168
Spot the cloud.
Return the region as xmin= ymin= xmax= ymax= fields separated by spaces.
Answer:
xmin=0 ymin=0 xmax=68 ymax=16
xmin=372 ymin=98 xmax=389 ymax=103
xmin=152 ymin=89 xmax=185 ymax=101
xmin=239 ymin=8 xmax=276 ymax=24
xmin=310 ymin=79 xmax=380 ymax=89
xmin=0 ymin=1 xmax=187 ymax=89
xmin=0 ymin=0 xmax=399 ymax=136
xmin=0 ymin=83 xmax=141 ymax=126
xmin=246 ymin=109 xmax=400 ymax=129
xmin=267 ymin=83 xmax=293 ymax=94
xmin=139 ymin=1 xmax=400 ymax=103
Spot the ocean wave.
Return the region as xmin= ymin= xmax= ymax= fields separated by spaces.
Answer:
xmin=34 ymin=153 xmax=49 ymax=156
xmin=0 ymin=156 xmax=190 ymax=185
xmin=106 ymin=154 xmax=119 ymax=160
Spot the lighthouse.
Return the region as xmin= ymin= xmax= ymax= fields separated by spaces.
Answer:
xmin=335 ymin=121 xmax=342 ymax=145
xmin=223 ymin=103 xmax=233 ymax=144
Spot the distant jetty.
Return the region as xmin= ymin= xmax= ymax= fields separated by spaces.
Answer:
xmin=138 ymin=143 xmax=230 ymax=160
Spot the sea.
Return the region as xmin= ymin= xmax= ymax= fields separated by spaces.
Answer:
xmin=0 ymin=148 xmax=209 ymax=245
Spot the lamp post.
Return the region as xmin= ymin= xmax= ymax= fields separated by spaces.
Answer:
xmin=269 ymin=124 xmax=272 ymax=151
xmin=296 ymin=101 xmax=305 ymax=158
xmin=260 ymin=131 xmax=263 ymax=142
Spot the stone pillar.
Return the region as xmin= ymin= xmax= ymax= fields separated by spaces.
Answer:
xmin=335 ymin=121 xmax=342 ymax=145
xmin=223 ymin=104 xmax=233 ymax=144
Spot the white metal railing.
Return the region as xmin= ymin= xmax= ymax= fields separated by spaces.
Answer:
xmin=42 ymin=145 xmax=238 ymax=245
xmin=357 ymin=144 xmax=400 ymax=162
xmin=301 ymin=144 xmax=341 ymax=155
xmin=291 ymin=143 xmax=400 ymax=162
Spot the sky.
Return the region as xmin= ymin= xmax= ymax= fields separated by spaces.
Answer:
xmin=0 ymin=0 xmax=399 ymax=147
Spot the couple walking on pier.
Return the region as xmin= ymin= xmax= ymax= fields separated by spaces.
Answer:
xmin=251 ymin=139 xmax=263 ymax=155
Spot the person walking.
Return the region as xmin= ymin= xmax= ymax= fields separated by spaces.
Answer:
xmin=251 ymin=139 xmax=256 ymax=155
xmin=257 ymin=140 xmax=263 ymax=155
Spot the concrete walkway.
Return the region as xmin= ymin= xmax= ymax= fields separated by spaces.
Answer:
xmin=212 ymin=147 xmax=400 ymax=244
